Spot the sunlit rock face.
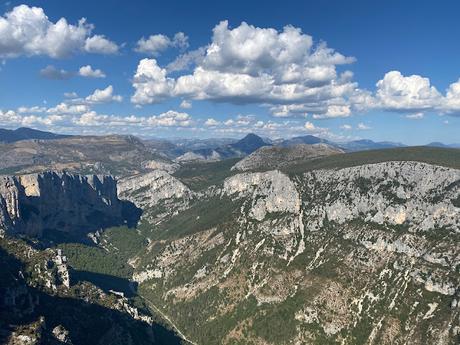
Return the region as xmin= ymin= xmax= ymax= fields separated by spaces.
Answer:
xmin=223 ymin=170 xmax=301 ymax=221
xmin=299 ymin=161 xmax=460 ymax=232
xmin=126 ymin=161 xmax=460 ymax=344
xmin=118 ymin=170 xmax=192 ymax=209
xmin=0 ymin=172 xmax=136 ymax=237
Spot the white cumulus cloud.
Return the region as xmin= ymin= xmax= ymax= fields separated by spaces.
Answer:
xmin=131 ymin=58 xmax=175 ymax=104
xmin=135 ymin=32 xmax=189 ymax=56
xmin=145 ymin=110 xmax=192 ymax=127
xmin=78 ymin=65 xmax=106 ymax=78
xmin=85 ymin=85 xmax=123 ymax=104
xmin=84 ymin=35 xmax=118 ymax=54
xmin=312 ymin=105 xmax=351 ymax=119
xmin=357 ymin=122 xmax=371 ymax=130
xmin=131 ymin=20 xmax=358 ymax=116
xmin=369 ymin=71 xmax=460 ymax=117
xmin=47 ymin=102 xmax=90 ymax=115
xmin=405 ymin=112 xmax=424 ymax=120
xmin=375 ymin=71 xmax=442 ymax=112
xmin=129 ymin=22 xmax=460 ymax=120
xmin=204 ymin=118 xmax=220 ymax=126
xmin=0 ymin=5 xmax=119 ymax=58
xmin=17 ymin=106 xmax=47 ymax=113
xmin=179 ymin=100 xmax=192 ymax=109
xmin=442 ymin=79 xmax=460 ymax=113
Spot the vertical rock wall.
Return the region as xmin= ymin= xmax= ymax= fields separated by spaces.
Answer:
xmin=0 ymin=172 xmax=133 ymax=237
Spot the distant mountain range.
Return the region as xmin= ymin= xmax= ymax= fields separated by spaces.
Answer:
xmin=229 ymin=133 xmax=268 ymax=154
xmin=173 ymin=134 xmax=411 ymax=161
xmin=279 ymin=134 xmax=333 ymax=147
xmin=175 ymin=133 xmax=270 ymax=162
xmin=0 ymin=127 xmax=458 ymax=163
xmin=0 ymin=127 xmax=71 ymax=143
xmin=338 ymin=139 xmax=406 ymax=152
xmin=426 ymin=142 xmax=460 ymax=149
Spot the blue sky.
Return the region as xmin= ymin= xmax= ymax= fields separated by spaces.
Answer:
xmin=0 ymin=0 xmax=459 ymax=144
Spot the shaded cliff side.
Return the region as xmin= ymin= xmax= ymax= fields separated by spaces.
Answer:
xmin=0 ymin=172 xmax=140 ymax=238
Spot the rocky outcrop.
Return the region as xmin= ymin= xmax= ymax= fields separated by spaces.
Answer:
xmin=223 ymin=170 xmax=300 ymax=221
xmin=299 ymin=161 xmax=460 ymax=232
xmin=52 ymin=325 xmax=73 ymax=344
xmin=118 ymin=170 xmax=192 ymax=208
xmin=53 ymin=249 xmax=70 ymax=289
xmin=175 ymin=150 xmax=221 ymax=163
xmin=7 ymin=317 xmax=45 ymax=345
xmin=0 ymin=172 xmax=138 ymax=237
xmin=142 ymin=160 xmax=179 ymax=174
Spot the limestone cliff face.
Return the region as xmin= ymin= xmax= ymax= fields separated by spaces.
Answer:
xmin=127 ymin=161 xmax=460 ymax=345
xmin=0 ymin=172 xmax=133 ymax=237
xmin=223 ymin=170 xmax=301 ymax=221
xmin=118 ymin=170 xmax=192 ymax=209
xmin=299 ymin=161 xmax=460 ymax=232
